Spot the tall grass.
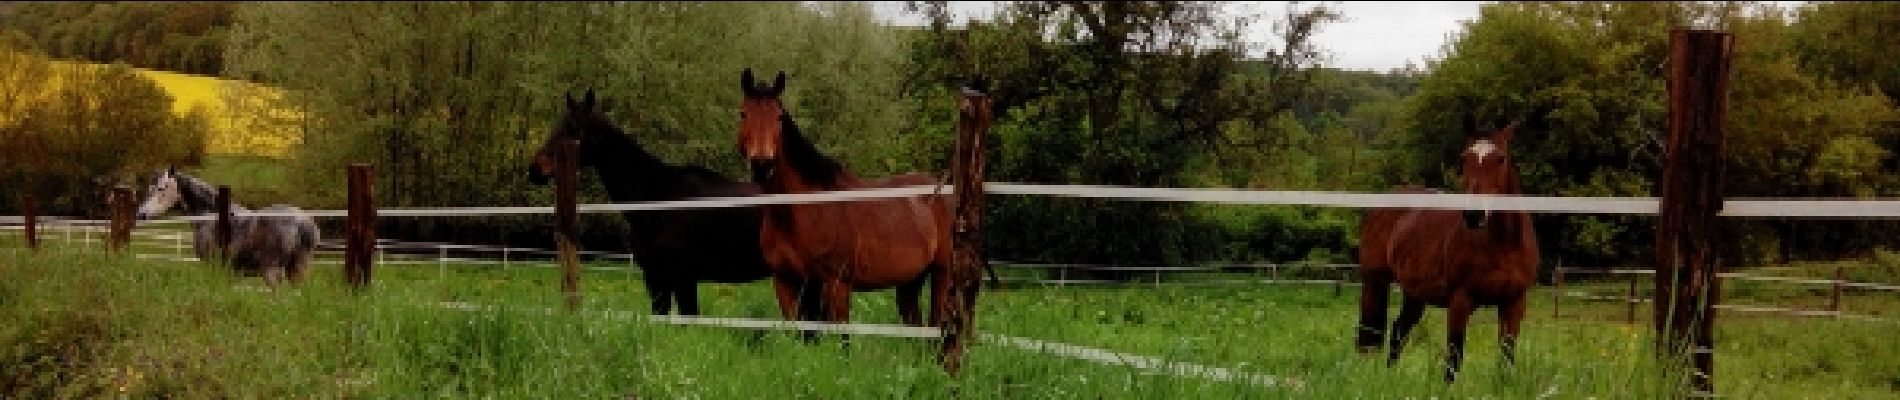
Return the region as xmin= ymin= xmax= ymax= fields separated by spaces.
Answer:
xmin=1 ymin=243 xmax=1894 ymax=398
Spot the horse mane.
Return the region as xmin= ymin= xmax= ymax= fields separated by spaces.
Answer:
xmin=778 ymin=113 xmax=850 ymax=189
xmin=574 ymin=109 xmax=664 ymax=171
xmin=173 ymin=172 xmax=220 ymax=213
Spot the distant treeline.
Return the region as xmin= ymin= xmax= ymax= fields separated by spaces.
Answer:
xmin=0 ymin=1 xmax=235 ymax=76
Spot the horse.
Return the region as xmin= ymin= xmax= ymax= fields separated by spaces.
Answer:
xmin=527 ymin=89 xmax=776 ymax=316
xmin=135 ymin=167 xmax=322 ymax=288
xmin=1355 ymin=118 xmax=1541 ymax=382
xmin=736 ymin=68 xmax=955 ymax=327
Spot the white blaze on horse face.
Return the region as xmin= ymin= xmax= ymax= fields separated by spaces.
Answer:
xmin=1464 ymin=139 xmax=1500 ymax=225
xmin=1467 ymin=139 xmax=1497 ymax=165
xmin=137 ymin=173 xmax=181 ymax=216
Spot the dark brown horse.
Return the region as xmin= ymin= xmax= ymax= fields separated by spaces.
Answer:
xmin=735 ymin=69 xmax=955 ymax=327
xmin=1356 ymin=118 xmax=1541 ymax=382
xmin=528 ymin=89 xmax=774 ymax=316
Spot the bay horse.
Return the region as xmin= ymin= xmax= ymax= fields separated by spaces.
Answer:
xmin=1355 ymin=118 xmax=1541 ymax=382
xmin=735 ymin=69 xmax=954 ymax=327
xmin=135 ymin=167 xmax=322 ymax=288
xmin=527 ymin=89 xmax=775 ymax=316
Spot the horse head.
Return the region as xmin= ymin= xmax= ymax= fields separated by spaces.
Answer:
xmin=738 ymin=68 xmax=789 ymax=184
xmin=1459 ymin=116 xmax=1523 ymax=229
xmin=530 ymin=89 xmax=606 ymax=185
xmin=136 ymin=167 xmax=184 ymax=220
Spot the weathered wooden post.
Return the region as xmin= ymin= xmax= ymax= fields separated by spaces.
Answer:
xmin=1552 ymin=264 xmax=1564 ymax=318
xmin=1628 ymin=269 xmax=1640 ymax=324
xmin=109 ymin=185 xmax=134 ymax=253
xmin=941 ymin=77 xmax=993 ymax=375
xmin=1655 ymin=28 xmax=1732 ymax=398
xmin=345 ymin=164 xmax=376 ymax=291
xmin=557 ymin=139 xmax=581 ymax=312
xmin=1828 ymin=265 xmax=1844 ymax=314
xmin=23 ymin=194 xmax=38 ymax=251
xmin=215 ymin=186 xmax=233 ymax=267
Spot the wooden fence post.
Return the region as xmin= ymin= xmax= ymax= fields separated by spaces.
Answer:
xmin=1829 ymin=265 xmax=1844 ymax=315
xmin=345 ymin=164 xmax=376 ymax=292
xmin=1655 ymin=28 xmax=1732 ymax=398
xmin=941 ymin=79 xmax=993 ymax=375
xmin=215 ymin=186 xmax=233 ymax=267
xmin=23 ymin=194 xmax=37 ymax=251
xmin=1552 ymin=264 xmax=1564 ymax=319
xmin=109 ymin=186 xmax=133 ymax=253
xmin=1627 ymin=269 xmax=1640 ymax=324
xmin=557 ymin=139 xmax=581 ymax=312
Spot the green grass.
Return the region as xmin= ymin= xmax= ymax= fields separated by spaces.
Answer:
xmin=3 ymin=235 xmax=1897 ymax=398
xmin=181 ymin=153 xmax=296 ymax=206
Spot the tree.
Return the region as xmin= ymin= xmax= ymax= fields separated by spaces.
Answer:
xmin=902 ymin=1 xmax=1342 ymax=266
xmin=1 ymin=44 xmax=208 ymax=216
xmin=1395 ymin=1 xmax=1899 ymax=269
xmin=223 ymin=2 xmax=916 ymax=248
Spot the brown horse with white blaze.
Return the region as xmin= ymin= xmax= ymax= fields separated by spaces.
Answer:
xmin=736 ymin=68 xmax=956 ymax=328
xmin=1357 ymin=117 xmax=1541 ymax=383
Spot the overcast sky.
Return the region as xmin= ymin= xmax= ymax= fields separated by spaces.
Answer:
xmin=867 ymin=1 xmax=1488 ymax=72
xmin=867 ymin=1 xmax=1810 ymax=73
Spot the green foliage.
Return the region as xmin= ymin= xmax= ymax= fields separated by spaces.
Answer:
xmin=904 ymin=1 xmax=1344 ymax=266
xmin=0 ymin=45 xmax=209 ymax=216
xmin=222 ymin=2 xmax=914 ymax=248
xmin=1393 ymin=1 xmax=1900 ymax=269
xmin=0 ymin=1 xmax=236 ymax=76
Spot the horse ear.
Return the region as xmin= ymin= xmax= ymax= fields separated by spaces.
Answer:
xmin=583 ymin=89 xmax=596 ymax=110
xmin=741 ymin=68 xmax=756 ymax=95
xmin=565 ymin=92 xmax=577 ymax=110
xmin=772 ymin=71 xmax=786 ymax=96
xmin=1496 ymin=119 xmax=1523 ymax=144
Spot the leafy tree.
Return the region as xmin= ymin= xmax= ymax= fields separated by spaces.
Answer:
xmin=1 ymin=44 xmax=208 ymax=216
xmin=223 ymin=2 xmax=915 ymax=248
xmin=902 ymin=1 xmax=1342 ymax=266
xmin=0 ymin=1 xmax=236 ymax=76
xmin=1394 ymin=1 xmax=1899 ymax=269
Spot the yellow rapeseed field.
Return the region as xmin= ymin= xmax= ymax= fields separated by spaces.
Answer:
xmin=132 ymin=67 xmax=305 ymax=158
xmin=43 ymin=60 xmax=306 ymax=158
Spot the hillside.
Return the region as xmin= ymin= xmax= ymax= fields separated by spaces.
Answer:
xmin=49 ymin=59 xmax=303 ymax=158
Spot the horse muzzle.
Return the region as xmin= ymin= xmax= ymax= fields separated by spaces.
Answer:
xmin=749 ymin=159 xmax=776 ymax=183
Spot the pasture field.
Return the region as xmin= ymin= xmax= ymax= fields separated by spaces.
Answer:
xmin=3 ymin=233 xmax=1896 ymax=399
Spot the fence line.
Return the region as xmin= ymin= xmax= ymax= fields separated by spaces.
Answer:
xmin=8 ymin=222 xmax=1898 ymax=293
xmin=1561 ymin=291 xmax=1892 ymax=323
xmin=1562 ymin=267 xmax=1900 ymax=292
xmin=19 ymin=183 xmax=1900 ymax=224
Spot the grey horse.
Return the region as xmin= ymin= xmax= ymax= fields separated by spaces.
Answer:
xmin=135 ymin=167 xmax=322 ymax=287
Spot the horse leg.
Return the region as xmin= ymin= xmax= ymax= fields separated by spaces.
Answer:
xmin=896 ymin=275 xmax=925 ymax=326
xmin=1356 ymin=269 xmax=1393 ymax=354
xmin=1498 ymin=294 xmax=1527 ymax=368
xmin=644 ymin=277 xmax=674 ymax=315
xmin=1387 ymin=295 xmax=1426 ymax=367
xmin=676 ymin=283 xmax=702 ymax=316
xmin=1444 ymin=293 xmax=1477 ymax=383
xmin=822 ymin=277 xmax=852 ymax=323
xmin=772 ymin=275 xmax=803 ymax=320
xmin=287 ymin=249 xmax=309 ymax=284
